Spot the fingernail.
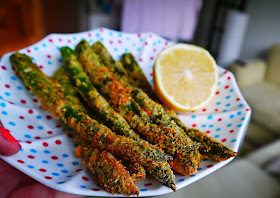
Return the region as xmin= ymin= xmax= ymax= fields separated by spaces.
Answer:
xmin=0 ymin=127 xmax=21 ymax=148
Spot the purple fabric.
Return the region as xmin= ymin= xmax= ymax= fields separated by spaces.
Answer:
xmin=121 ymin=0 xmax=202 ymax=41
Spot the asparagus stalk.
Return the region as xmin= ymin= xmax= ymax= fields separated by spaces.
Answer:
xmin=77 ymin=40 xmax=200 ymax=175
xmin=10 ymin=52 xmax=176 ymax=191
xmin=120 ymin=53 xmax=237 ymax=161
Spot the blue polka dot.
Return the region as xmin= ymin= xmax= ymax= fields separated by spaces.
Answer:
xmin=4 ymin=92 xmax=10 ymax=96
xmin=48 ymin=61 xmax=52 ymax=65
xmin=209 ymin=124 xmax=214 ymax=128
xmin=114 ymin=48 xmax=118 ymax=52
xmin=216 ymin=128 xmax=221 ymax=131
xmin=61 ymin=170 xmax=68 ymax=173
xmin=118 ymin=55 xmax=121 ymax=59
xmin=11 ymin=76 xmax=17 ymax=81
xmin=52 ymin=172 xmax=60 ymax=176
xmin=158 ymin=40 xmax=161 ymax=43
xmin=137 ymin=48 xmax=141 ymax=51
xmin=80 ymin=185 xmax=86 ymax=188
xmin=237 ymin=111 xmax=242 ymax=116
xmin=44 ymin=150 xmax=50 ymax=154
xmin=73 ymin=36 xmax=77 ymax=40
xmin=139 ymin=38 xmax=143 ymax=42
xmin=241 ymin=117 xmax=245 ymax=121
xmin=216 ymin=102 xmax=221 ymax=105
xmin=28 ymin=165 xmax=34 ymax=168
xmin=237 ymin=124 xmax=242 ymax=127
xmin=67 ymin=175 xmax=73 ymax=178
xmin=126 ymin=37 xmax=130 ymax=40
xmin=89 ymin=39 xmax=93 ymax=43
xmin=109 ymin=32 xmax=113 ymax=36
xmin=0 ymin=96 xmax=2 ymax=100
xmin=215 ymin=135 xmax=220 ymax=138
xmin=230 ymin=114 xmax=234 ymax=119
xmin=42 ymin=160 xmax=48 ymax=164
xmin=227 ymin=123 xmax=232 ymax=127
xmin=207 ymin=115 xmax=213 ymax=119
xmin=124 ymin=48 xmax=128 ymax=52
xmin=96 ymin=33 xmax=100 ymax=37
xmin=38 ymin=126 xmax=44 ymax=130
xmin=201 ymin=124 xmax=206 ymax=127
xmin=178 ymin=179 xmax=185 ymax=182
xmin=9 ymin=121 xmax=15 ymax=126
xmin=197 ymin=168 xmax=203 ymax=171
xmin=191 ymin=115 xmax=196 ymax=119
xmin=118 ymin=33 xmax=122 ymax=37
xmin=72 ymin=161 xmax=79 ymax=166
xmin=190 ymin=174 xmax=196 ymax=177
xmin=218 ymin=82 xmax=221 ymax=85
xmin=30 ymin=149 xmax=37 ymax=153
xmin=0 ymin=102 xmax=6 ymax=107
xmin=36 ymin=115 xmax=42 ymax=119
xmin=231 ymin=139 xmax=237 ymax=142
xmin=2 ymin=111 xmax=7 ymax=115
xmin=100 ymin=37 xmax=104 ymax=41
xmin=225 ymin=95 xmax=231 ymax=99
xmin=239 ymin=104 xmax=244 ymax=107
xmin=223 ymin=110 xmax=228 ymax=112
xmin=58 ymin=58 xmax=63 ymax=62
xmin=20 ymin=148 xmax=23 ymax=152
xmin=32 ymin=58 xmax=35 ymax=62
xmin=34 ymin=47 xmax=39 ymax=51
xmin=202 ymin=158 xmax=207 ymax=161
xmin=42 ymin=43 xmax=47 ymax=47
xmin=225 ymin=103 xmax=231 ymax=107
xmin=229 ymin=89 xmax=234 ymax=92
xmin=140 ymin=189 xmax=148 ymax=192
xmin=57 ymin=181 xmax=65 ymax=184
xmin=24 ymin=134 xmax=31 ymax=138
xmin=17 ymin=86 xmax=23 ymax=90
xmin=153 ymin=42 xmax=156 ymax=46
xmin=132 ymin=43 xmax=136 ymax=47
xmin=57 ymin=163 xmax=64 ymax=167
xmin=62 ymin=154 xmax=69 ymax=158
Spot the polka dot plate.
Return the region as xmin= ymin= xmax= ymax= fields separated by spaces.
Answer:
xmin=0 ymin=28 xmax=251 ymax=197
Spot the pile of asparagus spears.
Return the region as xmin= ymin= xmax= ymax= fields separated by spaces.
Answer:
xmin=10 ymin=40 xmax=236 ymax=196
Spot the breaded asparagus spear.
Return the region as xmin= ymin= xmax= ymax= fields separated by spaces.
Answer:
xmin=76 ymin=40 xmax=200 ymax=175
xmin=120 ymin=53 xmax=237 ymax=161
xmin=10 ymin=52 xmax=176 ymax=191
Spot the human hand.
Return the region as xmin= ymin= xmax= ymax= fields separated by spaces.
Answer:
xmin=0 ymin=121 xmax=84 ymax=198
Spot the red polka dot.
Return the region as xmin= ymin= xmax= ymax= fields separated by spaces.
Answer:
xmin=150 ymin=57 xmax=154 ymax=60
xmin=230 ymin=130 xmax=234 ymax=133
xmin=67 ymin=40 xmax=71 ymax=43
xmin=28 ymin=155 xmax=35 ymax=159
xmin=5 ymin=84 xmax=10 ymax=88
xmin=39 ymin=168 xmax=46 ymax=172
xmin=26 ymin=141 xmax=32 ymax=144
xmin=9 ymin=102 xmax=14 ymax=105
xmin=82 ymin=176 xmax=89 ymax=181
xmin=1 ymin=66 xmax=6 ymax=70
xmin=35 ymin=136 xmax=41 ymax=139
xmin=207 ymin=164 xmax=213 ymax=168
xmin=224 ymin=70 xmax=228 ymax=74
xmin=246 ymin=108 xmax=250 ymax=111
xmin=225 ymin=85 xmax=229 ymax=89
xmin=56 ymin=125 xmax=61 ymax=128
xmin=17 ymin=160 xmax=24 ymax=163
xmin=47 ymin=55 xmax=51 ymax=58
xmin=28 ymin=125 xmax=34 ymax=129
xmin=100 ymin=28 xmax=104 ymax=32
xmin=153 ymin=48 xmax=156 ymax=52
xmin=46 ymin=115 xmax=52 ymax=120
xmin=236 ymin=98 xmax=240 ymax=101
xmin=39 ymin=65 xmax=43 ymax=69
xmin=165 ymin=41 xmax=168 ymax=45
xmin=28 ymin=109 xmax=33 ymax=114
xmin=227 ymin=76 xmax=231 ymax=80
xmin=33 ymin=99 xmax=38 ymax=103
xmin=45 ymin=176 xmax=52 ymax=180
xmin=137 ymin=34 xmax=141 ymax=38
xmin=149 ymin=34 xmax=153 ymax=38
xmin=88 ymin=33 xmax=92 ymax=37
xmin=206 ymin=130 xmax=210 ymax=133
xmin=118 ymin=40 xmax=122 ymax=44
xmin=92 ymin=188 xmax=100 ymax=191
xmin=58 ymin=38 xmax=62 ymax=42
xmin=11 ymin=66 xmax=15 ymax=71
xmin=49 ymin=39 xmax=53 ymax=42
xmin=19 ymin=116 xmax=24 ymax=119
xmin=139 ymin=58 xmax=143 ymax=62
xmin=202 ymin=108 xmax=207 ymax=112
xmin=215 ymin=109 xmax=218 ymax=112
xmin=43 ymin=142 xmax=48 ymax=147
xmin=216 ymin=91 xmax=220 ymax=95
xmin=27 ymin=49 xmax=31 ymax=53
xmin=221 ymin=139 xmax=227 ymax=142
xmin=145 ymin=42 xmax=148 ymax=45
xmin=20 ymin=100 xmax=26 ymax=104
xmin=76 ymin=169 xmax=82 ymax=172
xmin=144 ymin=183 xmax=152 ymax=186
xmin=150 ymin=73 xmax=153 ymax=76
xmin=51 ymin=156 xmax=58 ymax=160
xmin=192 ymin=124 xmax=196 ymax=127
xmin=218 ymin=118 xmax=222 ymax=122
xmin=47 ymin=131 xmax=53 ymax=135
xmin=67 ymin=133 xmax=73 ymax=138
xmin=109 ymin=40 xmax=113 ymax=44
xmin=55 ymin=140 xmax=61 ymax=145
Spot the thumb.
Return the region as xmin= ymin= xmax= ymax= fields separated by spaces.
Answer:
xmin=8 ymin=183 xmax=84 ymax=198
xmin=0 ymin=126 xmax=21 ymax=156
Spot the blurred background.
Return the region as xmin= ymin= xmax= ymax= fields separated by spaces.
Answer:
xmin=1 ymin=0 xmax=280 ymax=197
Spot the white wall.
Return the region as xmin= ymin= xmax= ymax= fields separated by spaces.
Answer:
xmin=240 ymin=0 xmax=280 ymax=59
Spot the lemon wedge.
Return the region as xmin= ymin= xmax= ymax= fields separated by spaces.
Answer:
xmin=154 ymin=43 xmax=218 ymax=111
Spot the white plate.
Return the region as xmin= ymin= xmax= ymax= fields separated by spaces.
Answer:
xmin=0 ymin=28 xmax=251 ymax=197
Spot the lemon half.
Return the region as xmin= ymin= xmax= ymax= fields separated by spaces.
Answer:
xmin=154 ymin=44 xmax=218 ymax=111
